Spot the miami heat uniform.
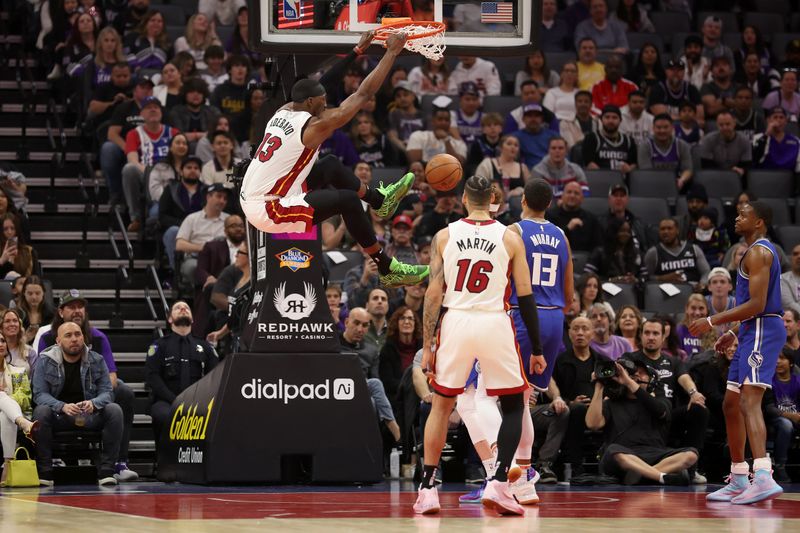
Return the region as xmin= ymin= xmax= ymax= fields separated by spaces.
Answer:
xmin=510 ymin=218 xmax=569 ymax=390
xmin=432 ymin=219 xmax=528 ymax=396
xmin=729 ymin=238 xmax=785 ymax=389
xmin=240 ymin=108 xmax=320 ymax=233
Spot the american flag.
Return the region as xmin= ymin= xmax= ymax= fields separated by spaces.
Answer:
xmin=278 ymin=0 xmax=314 ymax=29
xmin=480 ymin=2 xmax=513 ymax=23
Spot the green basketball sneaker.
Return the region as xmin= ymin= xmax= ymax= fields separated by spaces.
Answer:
xmin=375 ymin=172 xmax=415 ymax=218
xmin=380 ymin=257 xmax=430 ymax=288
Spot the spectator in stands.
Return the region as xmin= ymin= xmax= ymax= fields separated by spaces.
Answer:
xmin=407 ymin=57 xmax=449 ymax=96
xmin=771 ymin=347 xmax=799 ymax=482
xmin=544 ymin=63 xmax=579 ymax=122
xmin=621 ymin=90 xmax=653 ymax=145
xmin=87 ymin=62 xmax=133 ymax=124
xmin=652 ymin=313 xmax=687 ymax=360
xmin=762 ymin=71 xmax=800 ymax=124
xmin=564 ymin=0 xmax=591 ymax=29
xmin=152 ymin=61 xmax=183 ymax=114
xmin=675 ymin=101 xmax=704 ymax=147
xmin=528 ymin=378 xmax=569 ymax=483
xmin=782 ymin=244 xmax=800 ymax=315
xmin=583 ymin=105 xmax=637 ymax=172
xmin=3 ymin=308 xmax=36 ymax=382
xmin=688 ymin=208 xmax=729 ymax=269
xmin=159 ymin=159 xmax=205 ymax=272
xmin=211 ymin=54 xmax=251 ymax=143
xmin=206 ymin=241 xmax=250 ymax=346
xmin=546 ymin=181 xmax=602 ymax=252
xmin=698 ymin=111 xmax=752 ymax=175
xmin=638 ymin=113 xmax=693 ymax=191
xmin=198 ymin=45 xmax=228 ymax=93
xmin=384 ymin=215 xmax=417 ymax=266
xmin=785 ymin=310 xmax=800 ymax=352
xmin=122 ymin=96 xmax=178 ymax=232
xmin=199 ymin=0 xmax=245 ymax=26
xmin=617 ymin=305 xmax=643 ymax=351
xmin=621 ymin=320 xmax=708 ymax=484
xmin=146 ymin=301 xmax=218 ymax=448
xmin=174 ymin=13 xmax=220 ymax=71
xmin=0 ymin=214 xmax=39 ymax=278
xmin=414 ymin=189 xmax=461 ymax=240
xmin=173 ymin=51 xmax=198 ymax=79
xmin=731 ymin=86 xmax=766 ymax=142
xmin=675 ymin=294 xmax=710 ymax=358
xmin=123 ymin=10 xmax=169 ymax=72
xmin=559 ymin=90 xmax=597 ymax=149
xmin=588 ymin=302 xmax=630 ymax=360
xmin=734 ymin=25 xmax=771 ymax=76
xmin=466 ymin=113 xmax=503 ymax=168
xmin=476 ymin=135 xmax=530 ymax=199
xmin=146 ymin=133 xmax=188 ymax=219
xmin=406 ymin=107 xmax=467 ymax=165
xmin=226 ymin=6 xmax=259 ymax=64
xmin=415 ymin=236 xmax=433 ymax=266
xmin=387 ymin=81 xmax=423 ymax=153
xmin=681 ymin=35 xmax=710 ymax=91
xmin=577 ymin=37 xmax=606 ymax=91
xmin=33 ymin=321 xmax=123 ymax=486
xmin=168 ymin=78 xmax=219 ymax=151
xmin=326 ymin=283 xmax=348 ymax=333
xmin=574 ymin=0 xmax=628 ymax=53
xmin=676 ymin=182 xmax=708 ymax=235
xmin=200 ymin=130 xmax=239 ymax=188
xmin=195 ymin=214 xmax=245 ymax=295
xmin=753 ymin=106 xmax=800 ymax=172
xmin=196 ymin=114 xmax=245 ymax=163
xmin=174 ymin=183 xmax=229 ymax=288
xmin=515 ymin=51 xmax=560 ymax=97
xmin=705 ymin=266 xmax=736 ymax=320
xmin=591 ymin=55 xmax=637 ymax=114
xmin=649 ymin=58 xmax=703 ymax=122
xmin=101 ymin=75 xmax=154 ymax=206
xmin=512 ymin=104 xmax=558 ymax=167
xmin=378 ymin=306 xmax=422 ymax=409
xmin=645 ymin=217 xmax=710 ymax=288
xmin=700 ymin=16 xmax=734 ymax=70
xmin=451 ymin=82 xmax=483 ymax=146
xmin=0 ymin=327 xmax=37 ymax=486
xmin=600 ymin=183 xmax=650 ymax=252
xmin=611 ymin=0 xmax=654 ymax=32
xmin=80 ymin=26 xmax=126 ymax=86
xmin=577 ymin=272 xmax=604 ymax=313
xmin=344 ymin=249 xmax=380 ymax=310
xmin=585 ymin=216 xmax=647 ymax=283
xmin=630 ymin=43 xmax=665 ymax=99
xmin=114 ymin=0 xmax=150 ymax=36
xmin=734 ymin=53 xmax=775 ymax=100
xmin=779 ymin=39 xmax=800 ymax=72
xmin=363 ymin=288 xmax=389 ymax=354
xmin=339 ymin=307 xmax=401 ymax=443
xmin=447 ymin=56 xmax=501 ymax=99
xmin=531 ymin=137 xmax=588 ymax=199
xmin=701 ymin=57 xmax=736 ymax=120
xmin=505 ymin=80 xmax=558 ymax=135
xmin=60 ymin=12 xmax=97 ymax=80
xmin=540 ymin=0 xmax=571 ymax=52
xmin=350 ymin=112 xmax=401 ymax=168
xmin=14 ymin=276 xmax=54 ymax=344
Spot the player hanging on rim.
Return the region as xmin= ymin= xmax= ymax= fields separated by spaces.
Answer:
xmin=415 ymin=175 xmax=544 ymax=516
xmin=689 ymin=201 xmax=784 ymax=504
xmin=506 ymin=177 xmax=574 ymax=505
xmin=239 ymin=32 xmax=428 ymax=288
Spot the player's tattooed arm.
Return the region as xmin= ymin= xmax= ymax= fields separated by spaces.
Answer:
xmin=423 ymin=231 xmax=445 ymax=348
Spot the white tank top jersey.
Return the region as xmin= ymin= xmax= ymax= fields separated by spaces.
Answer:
xmin=240 ymin=108 xmax=319 ymax=201
xmin=442 ymin=219 xmax=511 ymax=312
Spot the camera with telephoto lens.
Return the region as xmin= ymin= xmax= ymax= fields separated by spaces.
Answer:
xmin=594 ymin=356 xmax=636 ymax=385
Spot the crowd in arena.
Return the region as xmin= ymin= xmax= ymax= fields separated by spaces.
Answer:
xmin=0 ymin=0 xmax=799 ymax=488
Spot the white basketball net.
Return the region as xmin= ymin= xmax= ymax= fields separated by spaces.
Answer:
xmin=379 ymin=23 xmax=446 ymax=61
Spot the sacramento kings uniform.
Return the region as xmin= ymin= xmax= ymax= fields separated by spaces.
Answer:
xmin=649 ymin=81 xmax=701 ymax=117
xmin=432 ymin=219 xmax=528 ymax=396
xmin=583 ymin=130 xmax=637 ymax=170
xmin=509 ymin=219 xmax=569 ymax=390
xmin=452 ymin=109 xmax=483 ymax=146
xmin=730 ymin=238 xmax=785 ymax=388
xmin=648 ymin=138 xmax=681 ymax=171
xmin=653 ymin=241 xmax=703 ymax=282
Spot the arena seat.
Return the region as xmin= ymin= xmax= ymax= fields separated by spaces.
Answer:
xmin=759 ymin=198 xmax=792 ymax=226
xmin=676 ymin=197 xmax=726 ymax=224
xmin=324 ymin=250 xmax=364 ymax=285
xmin=627 ymin=33 xmax=664 ymax=54
xmin=603 ymin=282 xmax=638 ymax=309
xmin=694 ymin=170 xmax=742 ymax=201
xmin=585 ymin=169 xmax=624 ymax=198
xmin=582 ymin=197 xmax=608 ymax=218
xmin=572 ymin=250 xmax=590 ymax=273
xmin=150 ymin=4 xmax=186 ymax=25
xmin=746 ymin=170 xmax=795 ymax=199
xmin=696 ymin=12 xmax=739 ymax=32
xmin=626 ymin=197 xmax=670 ymax=227
xmin=743 ymin=12 xmax=786 ymax=37
xmin=629 ymin=170 xmax=679 ymax=201
xmin=651 ymin=12 xmax=692 ymax=36
xmin=643 ymin=282 xmax=693 ymax=314
xmin=483 ymin=95 xmax=521 ymax=117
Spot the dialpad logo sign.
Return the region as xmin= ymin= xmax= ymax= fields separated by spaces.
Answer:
xmin=275 ymin=247 xmax=313 ymax=272
xmin=273 ymin=282 xmax=316 ymax=320
xmin=241 ymin=378 xmax=355 ymax=403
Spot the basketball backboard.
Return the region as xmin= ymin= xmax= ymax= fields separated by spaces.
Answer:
xmin=250 ymin=0 xmax=539 ymax=57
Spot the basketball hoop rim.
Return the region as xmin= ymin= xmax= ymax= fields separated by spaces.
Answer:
xmin=373 ymin=20 xmax=446 ymax=41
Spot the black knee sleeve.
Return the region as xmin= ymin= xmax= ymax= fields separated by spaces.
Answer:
xmin=494 ymin=392 xmax=525 ymax=481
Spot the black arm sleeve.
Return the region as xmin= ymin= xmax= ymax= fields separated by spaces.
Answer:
xmin=517 ymin=293 xmax=543 ymax=355
xmin=635 ymin=387 xmax=669 ymax=420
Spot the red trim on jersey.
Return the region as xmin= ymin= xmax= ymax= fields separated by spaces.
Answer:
xmin=460 ymin=219 xmax=498 ymax=226
xmin=265 ymin=199 xmax=315 ymax=232
xmin=267 ymin=147 xmax=316 ymax=197
xmin=486 ymin=383 xmax=530 ymax=396
xmin=431 ymin=380 xmax=465 ymax=396
xmin=503 ymin=262 xmax=513 ymax=311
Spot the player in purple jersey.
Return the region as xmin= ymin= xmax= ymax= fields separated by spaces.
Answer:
xmin=690 ymin=201 xmax=785 ymax=504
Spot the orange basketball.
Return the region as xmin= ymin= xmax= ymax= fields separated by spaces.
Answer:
xmin=425 ymin=154 xmax=463 ymax=192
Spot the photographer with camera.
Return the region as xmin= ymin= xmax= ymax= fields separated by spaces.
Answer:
xmin=621 ymin=319 xmax=710 ymax=484
xmin=587 ymin=356 xmax=698 ymax=485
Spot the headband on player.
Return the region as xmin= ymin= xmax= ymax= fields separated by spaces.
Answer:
xmin=291 ymin=79 xmax=326 ymax=103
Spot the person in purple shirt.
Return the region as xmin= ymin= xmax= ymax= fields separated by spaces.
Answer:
xmin=588 ymin=303 xmax=631 ymax=360
xmin=320 ymin=129 xmax=360 ymax=168
xmin=753 ymin=106 xmax=800 ymax=172
xmin=675 ymin=294 xmax=710 ymax=359
xmin=771 ymin=347 xmax=800 ymax=482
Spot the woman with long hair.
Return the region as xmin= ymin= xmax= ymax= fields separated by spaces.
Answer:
xmin=174 ymin=13 xmax=221 ymax=70
xmin=630 ymin=43 xmax=666 ymax=97
xmin=0 ymin=214 xmax=39 ymax=278
xmin=379 ymin=306 xmax=423 ymax=403
xmin=196 ymin=114 xmax=247 ymax=163
xmin=611 ymin=0 xmax=655 ymax=32
xmin=226 ymin=6 xmax=261 ymax=65
xmin=63 ymin=12 xmax=97 ymax=78
xmin=350 ymin=111 xmax=402 ymax=168
xmin=153 ymin=61 xmax=183 ymax=112
xmin=655 ymin=313 xmax=689 ymax=360
xmin=13 ymin=276 xmax=54 ymax=344
xmin=124 ymin=10 xmax=169 ymax=71
xmin=89 ymin=26 xmax=126 ymax=86
xmin=735 ymin=25 xmax=772 ymax=76
xmin=543 ymin=62 xmax=579 ymax=121
xmin=407 ymin=56 xmax=450 ymax=96
xmin=675 ymin=294 xmax=710 ymax=359
xmin=147 ymin=133 xmax=188 ymax=211
xmin=2 ymin=309 xmax=35 ymax=372
xmin=616 ymin=305 xmax=643 ymax=351
xmin=474 ymin=135 xmax=530 ymax=199
xmin=0 ymin=328 xmax=38 ymax=486
xmin=576 ymin=272 xmax=603 ymax=313
xmin=585 ymin=217 xmax=646 ymax=283
xmin=515 ymin=50 xmax=560 ymax=96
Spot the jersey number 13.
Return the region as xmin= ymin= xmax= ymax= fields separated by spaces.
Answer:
xmin=531 ymin=252 xmax=558 ymax=287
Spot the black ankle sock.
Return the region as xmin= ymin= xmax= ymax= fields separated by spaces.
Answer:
xmin=421 ymin=465 xmax=437 ymax=489
xmin=363 ymin=186 xmax=384 ymax=211
xmin=370 ymin=249 xmax=392 ymax=276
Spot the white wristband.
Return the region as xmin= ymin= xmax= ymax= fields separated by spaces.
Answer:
xmin=706 ymin=316 xmax=714 ymax=328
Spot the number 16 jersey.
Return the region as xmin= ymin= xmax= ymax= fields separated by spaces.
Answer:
xmin=442 ymin=219 xmax=510 ymax=312
xmin=509 ymin=219 xmax=569 ymax=309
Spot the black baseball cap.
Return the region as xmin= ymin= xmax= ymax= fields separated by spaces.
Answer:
xmin=181 ymin=156 xmax=203 ymax=169
xmin=666 ymin=57 xmax=685 ymax=69
xmin=609 ymin=183 xmax=628 ymax=196
xmin=206 ymin=183 xmax=227 ymax=194
xmin=601 ymin=104 xmax=622 ymax=117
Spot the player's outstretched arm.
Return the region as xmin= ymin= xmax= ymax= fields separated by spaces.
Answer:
xmin=507 ymin=230 xmax=545 ymax=373
xmin=305 ymin=33 xmax=407 ymax=146
xmin=421 ymin=230 xmax=447 ymax=377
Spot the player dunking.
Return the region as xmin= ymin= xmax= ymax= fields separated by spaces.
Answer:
xmin=507 ymin=178 xmax=573 ymax=505
xmin=239 ymin=32 xmax=428 ymax=288
xmin=415 ymin=176 xmax=544 ymax=516
xmin=689 ymin=201 xmax=784 ymax=504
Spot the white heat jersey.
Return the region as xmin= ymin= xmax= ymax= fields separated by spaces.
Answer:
xmin=240 ymin=108 xmax=319 ymax=201
xmin=442 ymin=219 xmax=510 ymax=312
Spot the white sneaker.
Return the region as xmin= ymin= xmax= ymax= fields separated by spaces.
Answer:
xmin=509 ymin=468 xmax=540 ymax=505
xmin=692 ymin=472 xmax=708 ymax=485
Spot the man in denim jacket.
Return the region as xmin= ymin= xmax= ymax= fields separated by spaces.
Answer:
xmin=32 ymin=322 xmax=123 ymax=486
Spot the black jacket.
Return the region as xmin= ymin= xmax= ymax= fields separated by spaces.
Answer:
xmin=158 ymin=181 xmax=203 ymax=230
xmin=145 ymin=332 xmax=218 ymax=404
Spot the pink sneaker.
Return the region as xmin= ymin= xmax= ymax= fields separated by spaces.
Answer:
xmin=706 ymin=473 xmax=750 ymax=502
xmin=482 ymin=479 xmax=525 ymax=516
xmin=731 ymin=470 xmax=784 ymax=505
xmin=413 ymin=486 xmax=441 ymax=515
